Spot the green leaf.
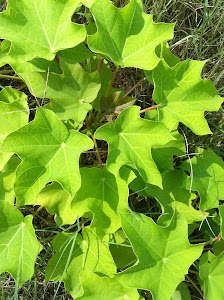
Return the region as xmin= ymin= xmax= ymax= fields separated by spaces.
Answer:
xmin=199 ymin=251 xmax=224 ymax=300
xmin=0 ymin=201 xmax=42 ymax=286
xmin=0 ymin=155 xmax=20 ymax=205
xmin=117 ymin=212 xmax=203 ymax=300
xmin=71 ymin=166 xmax=135 ymax=238
xmin=88 ymin=0 xmax=174 ymax=69
xmin=0 ymin=0 xmax=87 ymax=62
xmin=171 ymin=282 xmax=191 ymax=300
xmin=219 ymin=204 xmax=224 ymax=239
xmin=36 ymin=182 xmax=75 ymax=227
xmin=129 ymin=169 xmax=205 ymax=225
xmin=1 ymin=108 xmax=93 ymax=206
xmin=46 ymin=227 xmax=116 ymax=298
xmin=0 ymin=87 xmax=29 ymax=148
xmin=145 ymin=42 xmax=180 ymax=84
xmin=151 ymin=129 xmax=186 ymax=173
xmin=109 ymin=229 xmax=137 ymax=270
xmin=95 ymin=106 xmax=175 ymax=187
xmin=22 ymin=52 xmax=101 ymax=123
xmin=181 ymin=148 xmax=224 ymax=210
xmin=150 ymin=59 xmax=223 ymax=134
xmin=78 ymin=271 xmax=139 ymax=300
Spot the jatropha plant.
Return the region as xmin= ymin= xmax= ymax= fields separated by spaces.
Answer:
xmin=0 ymin=0 xmax=223 ymax=299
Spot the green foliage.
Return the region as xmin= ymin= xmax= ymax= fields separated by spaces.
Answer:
xmin=0 ymin=0 xmax=223 ymax=299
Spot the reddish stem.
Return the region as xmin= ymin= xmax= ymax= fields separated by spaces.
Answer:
xmin=139 ymin=104 xmax=160 ymax=114
xmin=123 ymin=77 xmax=146 ymax=98
xmin=204 ymin=234 xmax=222 ymax=246
xmin=98 ymin=59 xmax=104 ymax=73
xmin=105 ymin=67 xmax=119 ymax=97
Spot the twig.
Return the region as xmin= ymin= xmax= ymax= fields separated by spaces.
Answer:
xmin=90 ymin=133 xmax=103 ymax=169
xmin=186 ymin=274 xmax=204 ymax=298
xmin=105 ymin=67 xmax=119 ymax=97
xmin=139 ymin=104 xmax=160 ymax=114
xmin=123 ymin=77 xmax=146 ymax=98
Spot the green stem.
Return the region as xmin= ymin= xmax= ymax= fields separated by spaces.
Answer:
xmin=90 ymin=133 xmax=103 ymax=169
xmin=0 ymin=69 xmax=14 ymax=74
xmin=186 ymin=274 xmax=204 ymax=298
xmin=105 ymin=67 xmax=119 ymax=97
xmin=33 ymin=205 xmax=44 ymax=216
xmin=0 ymin=74 xmax=23 ymax=80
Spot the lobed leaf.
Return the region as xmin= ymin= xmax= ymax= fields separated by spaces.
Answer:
xmin=1 ymin=108 xmax=93 ymax=206
xmin=0 ymin=201 xmax=42 ymax=286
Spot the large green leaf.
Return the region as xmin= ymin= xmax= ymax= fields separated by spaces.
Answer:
xmin=95 ymin=106 xmax=175 ymax=188
xmin=45 ymin=227 xmax=116 ymax=298
xmin=0 ymin=202 xmax=42 ymax=286
xmin=0 ymin=155 xmax=20 ymax=205
xmin=117 ymin=212 xmax=203 ymax=300
xmin=22 ymin=50 xmax=100 ymax=123
xmin=150 ymin=59 xmax=223 ymax=134
xmin=1 ymin=108 xmax=93 ymax=206
xmin=220 ymin=204 xmax=224 ymax=238
xmin=78 ymin=271 xmax=139 ymax=300
xmin=199 ymin=251 xmax=224 ymax=300
xmin=0 ymin=87 xmax=29 ymax=148
xmin=36 ymin=182 xmax=75 ymax=227
xmin=181 ymin=148 xmax=224 ymax=210
xmin=129 ymin=169 xmax=205 ymax=225
xmin=0 ymin=0 xmax=87 ymax=62
xmin=71 ymin=167 xmax=135 ymax=238
xmin=88 ymin=0 xmax=174 ymax=70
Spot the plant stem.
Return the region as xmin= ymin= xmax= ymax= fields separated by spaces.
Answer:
xmin=0 ymin=74 xmax=23 ymax=80
xmin=204 ymin=234 xmax=221 ymax=246
xmin=33 ymin=205 xmax=44 ymax=217
xmin=185 ymin=274 xmax=204 ymax=298
xmin=105 ymin=67 xmax=119 ymax=97
xmin=98 ymin=58 xmax=104 ymax=73
xmin=123 ymin=77 xmax=146 ymax=98
xmin=90 ymin=133 xmax=103 ymax=169
xmin=139 ymin=104 xmax=160 ymax=114
xmin=17 ymin=84 xmax=27 ymax=91
xmin=0 ymin=69 xmax=14 ymax=74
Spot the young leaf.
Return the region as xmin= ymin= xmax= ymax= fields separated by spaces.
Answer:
xmin=95 ymin=106 xmax=175 ymax=187
xmin=0 ymin=155 xmax=20 ymax=205
xmin=117 ymin=211 xmax=203 ymax=300
xmin=0 ymin=0 xmax=87 ymax=62
xmin=88 ymin=0 xmax=174 ymax=69
xmin=78 ymin=271 xmax=139 ymax=300
xmin=0 ymin=87 xmax=29 ymax=147
xmin=0 ymin=202 xmax=42 ymax=286
xmin=199 ymin=251 xmax=224 ymax=300
xmin=36 ymin=182 xmax=75 ymax=227
xmin=181 ymin=148 xmax=224 ymax=210
xmin=219 ymin=204 xmax=224 ymax=238
xmin=45 ymin=227 xmax=116 ymax=298
xmin=71 ymin=167 xmax=135 ymax=238
xmin=22 ymin=53 xmax=101 ymax=123
xmin=1 ymin=108 xmax=93 ymax=206
xmin=150 ymin=59 xmax=223 ymax=134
